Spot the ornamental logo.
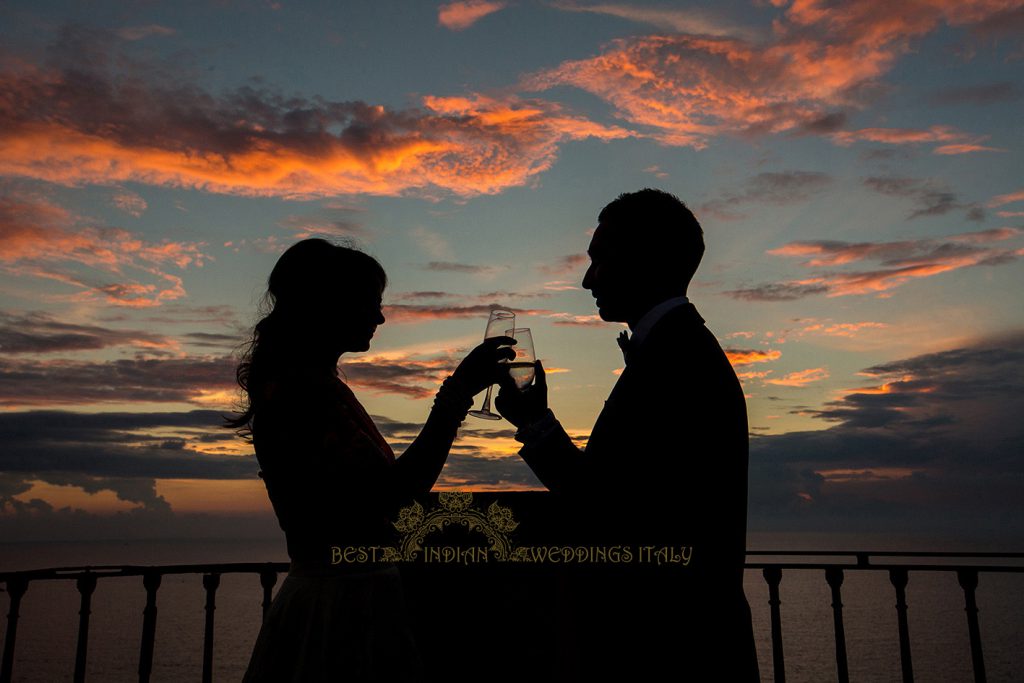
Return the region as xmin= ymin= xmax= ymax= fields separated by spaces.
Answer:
xmin=393 ymin=491 xmax=519 ymax=562
xmin=330 ymin=492 xmax=694 ymax=566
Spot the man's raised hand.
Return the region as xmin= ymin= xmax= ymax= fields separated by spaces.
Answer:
xmin=495 ymin=359 xmax=548 ymax=428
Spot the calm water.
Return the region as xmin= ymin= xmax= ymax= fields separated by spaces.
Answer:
xmin=1 ymin=533 xmax=1021 ymax=682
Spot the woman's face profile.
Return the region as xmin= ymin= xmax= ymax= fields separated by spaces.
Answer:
xmin=330 ymin=279 xmax=385 ymax=354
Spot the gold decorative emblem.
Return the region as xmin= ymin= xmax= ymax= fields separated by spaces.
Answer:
xmin=393 ymin=493 xmax=519 ymax=561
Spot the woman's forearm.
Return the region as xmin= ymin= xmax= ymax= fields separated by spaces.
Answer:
xmin=392 ymin=375 xmax=473 ymax=498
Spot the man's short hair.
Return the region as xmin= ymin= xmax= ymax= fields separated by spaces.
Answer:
xmin=598 ymin=188 xmax=705 ymax=287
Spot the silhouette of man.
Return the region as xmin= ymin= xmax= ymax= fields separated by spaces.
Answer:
xmin=496 ymin=189 xmax=759 ymax=680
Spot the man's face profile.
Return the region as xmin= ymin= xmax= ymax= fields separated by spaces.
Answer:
xmin=583 ymin=222 xmax=638 ymax=323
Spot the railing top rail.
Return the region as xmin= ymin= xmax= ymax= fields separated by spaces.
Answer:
xmin=0 ymin=562 xmax=290 ymax=583
xmin=2 ymin=551 xmax=1024 ymax=584
xmin=744 ymin=562 xmax=1024 ymax=572
xmin=746 ymin=550 xmax=1024 ymax=558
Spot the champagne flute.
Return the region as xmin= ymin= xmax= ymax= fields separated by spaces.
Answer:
xmin=467 ymin=307 xmax=515 ymax=420
xmin=504 ymin=328 xmax=536 ymax=389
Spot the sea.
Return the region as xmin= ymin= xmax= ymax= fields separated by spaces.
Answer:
xmin=0 ymin=531 xmax=1021 ymax=682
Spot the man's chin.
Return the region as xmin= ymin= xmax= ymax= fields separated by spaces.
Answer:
xmin=595 ymin=305 xmax=626 ymax=323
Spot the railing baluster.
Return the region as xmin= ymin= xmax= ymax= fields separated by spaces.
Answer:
xmin=202 ymin=572 xmax=221 ymax=683
xmin=138 ymin=571 xmax=161 ymax=683
xmin=74 ymin=572 xmax=97 ymax=683
xmin=825 ymin=567 xmax=849 ymax=683
xmin=889 ymin=568 xmax=914 ymax=682
xmin=957 ymin=568 xmax=986 ymax=683
xmin=763 ymin=566 xmax=785 ymax=683
xmin=259 ymin=568 xmax=278 ymax=622
xmin=0 ymin=577 xmax=28 ymax=683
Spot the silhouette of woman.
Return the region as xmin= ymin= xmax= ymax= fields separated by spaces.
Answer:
xmin=225 ymin=238 xmax=512 ymax=682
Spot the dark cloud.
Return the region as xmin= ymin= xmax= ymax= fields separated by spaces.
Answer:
xmin=723 ymin=282 xmax=831 ymax=302
xmin=278 ymin=211 xmax=366 ymax=238
xmin=421 ymin=262 xmax=502 ymax=274
xmin=927 ymin=82 xmax=1022 ymax=106
xmin=968 ymin=6 xmax=1024 ymax=40
xmin=748 ymin=333 xmax=1024 ymax=534
xmin=0 ymin=408 xmax=252 ymax=522
xmin=0 ymin=310 xmax=173 ymax=353
xmin=392 ymin=291 xmax=454 ymax=301
xmin=99 ymin=304 xmax=243 ymax=326
xmin=390 ymin=290 xmax=555 ymax=305
xmin=793 ymin=111 xmax=848 ymax=135
xmin=436 ymin=454 xmax=544 ymax=489
xmin=182 ymin=331 xmax=248 ymax=350
xmin=0 ymin=355 xmax=237 ymax=408
xmin=863 ymin=176 xmax=983 ymax=221
xmin=342 ymin=357 xmax=455 ymax=399
xmin=699 ymin=171 xmax=832 ymax=220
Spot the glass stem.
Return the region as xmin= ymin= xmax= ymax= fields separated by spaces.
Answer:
xmin=479 ymin=384 xmax=494 ymax=412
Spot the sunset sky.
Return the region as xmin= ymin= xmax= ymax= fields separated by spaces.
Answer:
xmin=2 ymin=0 xmax=1023 ymax=542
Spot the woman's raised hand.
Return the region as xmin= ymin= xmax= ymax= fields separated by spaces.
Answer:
xmin=450 ymin=336 xmax=517 ymax=396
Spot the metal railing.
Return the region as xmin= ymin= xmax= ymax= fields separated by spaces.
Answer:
xmin=3 ymin=550 xmax=1022 ymax=682
xmin=745 ymin=550 xmax=1024 ymax=683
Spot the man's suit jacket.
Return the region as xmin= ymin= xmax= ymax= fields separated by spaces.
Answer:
xmin=519 ymin=302 xmax=760 ymax=679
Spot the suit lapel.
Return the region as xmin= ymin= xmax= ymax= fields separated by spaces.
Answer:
xmin=586 ymin=303 xmax=706 ymax=456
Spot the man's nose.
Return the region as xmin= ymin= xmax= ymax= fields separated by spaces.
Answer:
xmin=582 ymin=262 xmax=594 ymax=290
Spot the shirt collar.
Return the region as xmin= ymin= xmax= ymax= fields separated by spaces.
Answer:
xmin=629 ymin=295 xmax=690 ymax=348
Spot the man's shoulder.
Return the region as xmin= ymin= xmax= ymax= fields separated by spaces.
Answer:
xmin=642 ymin=303 xmax=719 ymax=354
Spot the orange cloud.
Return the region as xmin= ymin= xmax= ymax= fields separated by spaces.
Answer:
xmin=800 ymin=321 xmax=888 ymax=337
xmin=0 ymin=194 xmax=209 ymax=308
xmin=725 ymin=348 xmax=782 ymax=366
xmin=547 ymin=313 xmax=611 ymax=327
xmin=0 ymin=56 xmax=629 ymax=199
xmin=523 ymin=1 xmax=1017 ymax=147
xmin=736 ymin=370 xmax=772 ymax=380
xmin=733 ymin=227 xmax=1024 ymax=299
xmin=438 ymin=1 xmax=507 ymax=30
xmin=765 ymin=367 xmax=829 ymax=387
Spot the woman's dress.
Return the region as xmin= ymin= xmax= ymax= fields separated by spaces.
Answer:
xmin=241 ymin=368 xmax=423 ymax=683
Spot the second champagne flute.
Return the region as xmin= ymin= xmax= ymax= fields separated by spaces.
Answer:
xmin=504 ymin=327 xmax=536 ymax=389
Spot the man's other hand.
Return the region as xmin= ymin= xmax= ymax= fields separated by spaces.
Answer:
xmin=495 ymin=359 xmax=549 ymax=428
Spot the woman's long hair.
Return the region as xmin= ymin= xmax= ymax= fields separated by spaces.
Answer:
xmin=222 ymin=237 xmax=387 ymax=440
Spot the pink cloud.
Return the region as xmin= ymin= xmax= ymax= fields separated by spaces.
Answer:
xmin=523 ymin=1 xmax=1019 ymax=148
xmin=438 ymin=1 xmax=507 ymax=31
xmin=731 ymin=227 xmax=1024 ymax=299
xmin=933 ymin=143 xmax=1005 ymax=155
xmin=0 ymin=194 xmax=209 ymax=308
xmin=989 ymin=189 xmax=1024 ymax=207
